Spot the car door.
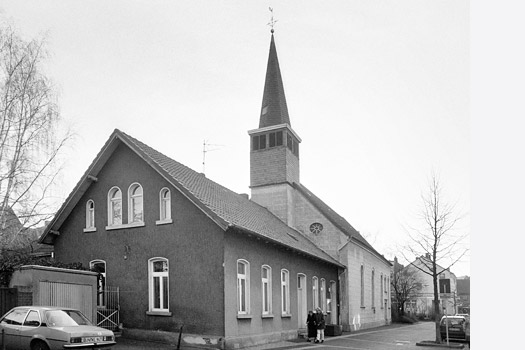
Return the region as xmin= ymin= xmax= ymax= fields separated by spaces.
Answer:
xmin=19 ymin=309 xmax=42 ymax=349
xmin=0 ymin=308 xmax=29 ymax=349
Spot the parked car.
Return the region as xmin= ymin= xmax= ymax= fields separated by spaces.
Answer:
xmin=0 ymin=306 xmax=116 ymax=350
xmin=440 ymin=315 xmax=470 ymax=344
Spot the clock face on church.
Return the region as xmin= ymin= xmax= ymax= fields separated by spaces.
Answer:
xmin=309 ymin=222 xmax=323 ymax=235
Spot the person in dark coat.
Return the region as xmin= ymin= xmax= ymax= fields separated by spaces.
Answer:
xmin=314 ymin=307 xmax=325 ymax=343
xmin=306 ymin=310 xmax=316 ymax=341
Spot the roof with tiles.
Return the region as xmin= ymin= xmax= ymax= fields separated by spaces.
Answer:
xmin=40 ymin=129 xmax=343 ymax=268
xmin=294 ymin=183 xmax=389 ymax=264
xmin=122 ymin=130 xmax=341 ymax=266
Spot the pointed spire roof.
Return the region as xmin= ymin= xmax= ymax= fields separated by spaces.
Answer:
xmin=259 ymin=33 xmax=290 ymax=128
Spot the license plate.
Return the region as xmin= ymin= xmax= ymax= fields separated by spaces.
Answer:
xmin=83 ymin=337 xmax=104 ymax=343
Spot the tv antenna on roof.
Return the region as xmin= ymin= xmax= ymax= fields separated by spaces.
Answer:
xmin=202 ymin=139 xmax=224 ymax=174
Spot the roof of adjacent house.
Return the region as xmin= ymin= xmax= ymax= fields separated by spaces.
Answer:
xmin=295 ymin=183 xmax=391 ymax=265
xmin=39 ymin=129 xmax=344 ymax=268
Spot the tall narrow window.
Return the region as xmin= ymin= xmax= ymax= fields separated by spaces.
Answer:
xmin=159 ymin=188 xmax=171 ymax=222
xmin=281 ymin=269 xmax=290 ymax=315
xmin=371 ymin=269 xmax=375 ymax=307
xmin=261 ymin=265 xmax=272 ymax=315
xmin=85 ymin=200 xmax=95 ymax=230
xmin=128 ymin=183 xmax=143 ymax=223
xmin=149 ymin=258 xmax=169 ymax=312
xmin=312 ymin=277 xmax=319 ymax=309
xmin=108 ymin=187 xmax=122 ymax=226
xmin=360 ymin=265 xmax=365 ymax=307
xmin=380 ymin=273 xmax=384 ymax=307
xmin=237 ymin=260 xmax=250 ymax=314
xmin=321 ymin=278 xmax=327 ymax=312
xmin=90 ymin=260 xmax=106 ymax=307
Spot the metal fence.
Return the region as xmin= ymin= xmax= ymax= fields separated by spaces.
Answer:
xmin=96 ymin=286 xmax=120 ymax=331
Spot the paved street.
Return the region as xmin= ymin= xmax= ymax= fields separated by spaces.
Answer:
xmin=113 ymin=322 xmax=470 ymax=350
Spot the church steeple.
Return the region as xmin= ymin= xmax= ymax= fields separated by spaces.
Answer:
xmin=248 ymin=27 xmax=302 ymax=226
xmin=259 ymin=33 xmax=291 ymax=128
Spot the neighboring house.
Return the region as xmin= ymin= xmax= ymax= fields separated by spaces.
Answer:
xmin=403 ymin=255 xmax=458 ymax=317
xmin=39 ymin=30 xmax=390 ymax=347
xmin=456 ymin=276 xmax=470 ymax=314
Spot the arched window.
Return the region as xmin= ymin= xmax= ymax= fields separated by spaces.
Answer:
xmin=85 ymin=200 xmax=95 ymax=231
xmin=237 ymin=259 xmax=250 ymax=314
xmin=148 ymin=258 xmax=169 ymax=312
xmin=90 ymin=260 xmax=106 ymax=307
xmin=261 ymin=265 xmax=272 ymax=315
xmin=159 ymin=188 xmax=171 ymax=222
xmin=128 ymin=183 xmax=143 ymax=223
xmin=108 ymin=187 xmax=122 ymax=226
xmin=281 ymin=269 xmax=290 ymax=315
xmin=321 ymin=278 xmax=327 ymax=312
xmin=312 ymin=276 xmax=319 ymax=309
xmin=360 ymin=265 xmax=365 ymax=307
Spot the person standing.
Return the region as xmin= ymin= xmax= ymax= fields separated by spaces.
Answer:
xmin=306 ymin=310 xmax=317 ymax=342
xmin=314 ymin=307 xmax=325 ymax=343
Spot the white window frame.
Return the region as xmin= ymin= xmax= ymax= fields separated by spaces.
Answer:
xmin=312 ymin=276 xmax=319 ymax=309
xmin=128 ymin=183 xmax=144 ymax=224
xmin=156 ymin=187 xmax=172 ymax=225
xmin=321 ymin=278 xmax=327 ymax=312
xmin=360 ymin=265 xmax=365 ymax=307
xmin=261 ymin=265 xmax=272 ymax=316
xmin=107 ymin=187 xmax=122 ymax=227
xmin=84 ymin=199 xmax=96 ymax=232
xmin=237 ymin=259 xmax=250 ymax=315
xmin=281 ymin=269 xmax=290 ymax=316
xmin=148 ymin=257 xmax=170 ymax=314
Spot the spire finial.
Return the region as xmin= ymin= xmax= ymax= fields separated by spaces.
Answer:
xmin=267 ymin=7 xmax=277 ymax=33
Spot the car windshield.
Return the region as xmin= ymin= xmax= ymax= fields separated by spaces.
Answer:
xmin=442 ymin=317 xmax=465 ymax=326
xmin=44 ymin=310 xmax=92 ymax=327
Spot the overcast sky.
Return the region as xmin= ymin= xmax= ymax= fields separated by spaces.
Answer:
xmin=1 ymin=0 xmax=470 ymax=276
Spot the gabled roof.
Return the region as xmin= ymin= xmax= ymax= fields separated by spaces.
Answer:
xmin=40 ymin=129 xmax=343 ymax=268
xmin=295 ymin=183 xmax=391 ymax=266
xmin=259 ymin=33 xmax=290 ymax=128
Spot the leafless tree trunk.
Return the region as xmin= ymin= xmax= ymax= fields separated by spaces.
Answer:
xmin=0 ymin=24 xmax=73 ymax=249
xmin=403 ymin=172 xmax=468 ymax=343
xmin=391 ymin=263 xmax=423 ymax=317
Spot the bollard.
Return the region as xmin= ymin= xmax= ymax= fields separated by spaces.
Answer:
xmin=2 ymin=328 xmax=5 ymax=350
xmin=177 ymin=325 xmax=183 ymax=350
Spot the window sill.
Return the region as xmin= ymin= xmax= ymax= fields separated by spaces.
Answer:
xmin=146 ymin=311 xmax=172 ymax=317
xmin=262 ymin=314 xmax=274 ymax=319
xmin=237 ymin=314 xmax=252 ymax=319
xmin=83 ymin=227 xmax=97 ymax=233
xmin=281 ymin=313 xmax=292 ymax=318
xmin=106 ymin=222 xmax=145 ymax=231
xmin=156 ymin=219 xmax=173 ymax=226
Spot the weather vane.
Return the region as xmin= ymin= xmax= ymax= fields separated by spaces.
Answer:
xmin=267 ymin=7 xmax=278 ymax=33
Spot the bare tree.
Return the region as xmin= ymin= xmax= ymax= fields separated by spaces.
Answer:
xmin=403 ymin=172 xmax=469 ymax=343
xmin=0 ymin=24 xmax=73 ymax=249
xmin=391 ymin=259 xmax=423 ymax=318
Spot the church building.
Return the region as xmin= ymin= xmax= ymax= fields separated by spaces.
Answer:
xmin=39 ymin=30 xmax=391 ymax=349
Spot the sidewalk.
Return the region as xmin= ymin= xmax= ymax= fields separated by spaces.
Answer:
xmin=113 ymin=322 xmax=414 ymax=350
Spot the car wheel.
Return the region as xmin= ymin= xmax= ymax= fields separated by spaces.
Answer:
xmin=31 ymin=340 xmax=50 ymax=350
